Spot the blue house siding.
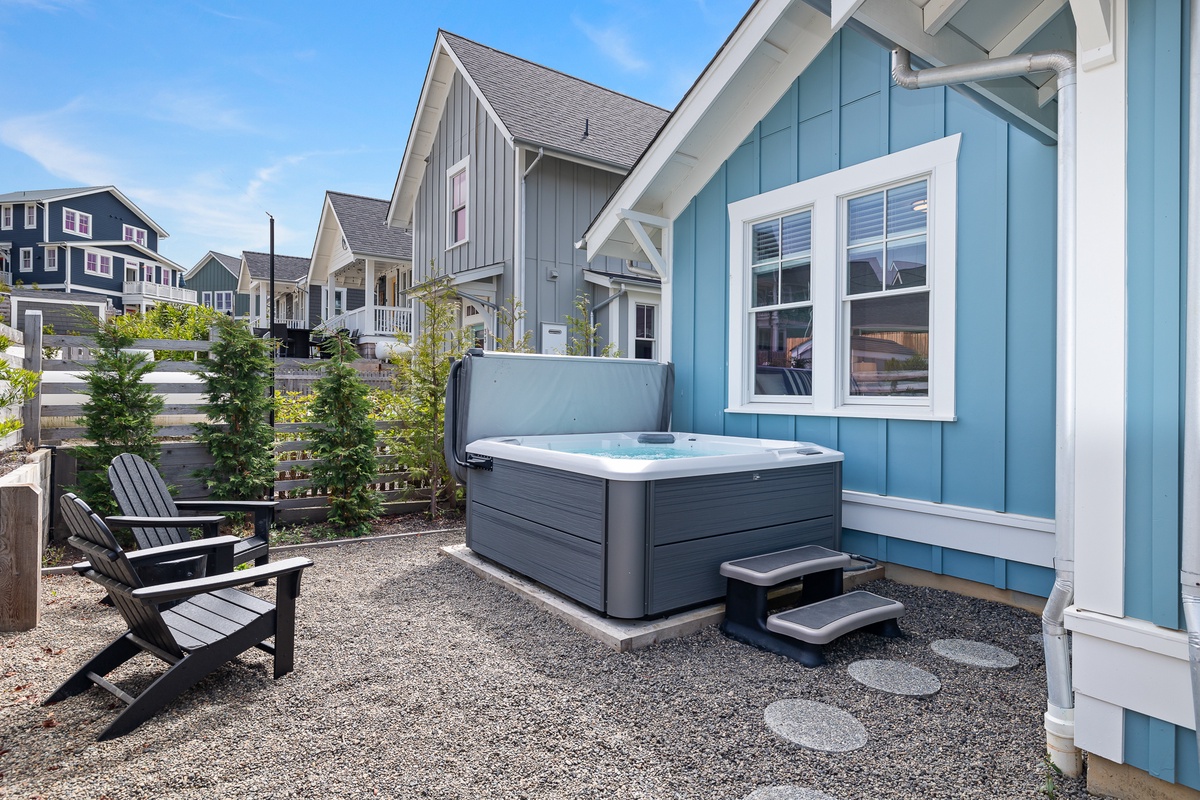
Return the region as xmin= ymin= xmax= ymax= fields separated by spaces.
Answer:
xmin=46 ymin=192 xmax=158 ymax=250
xmin=670 ymin=30 xmax=1058 ymax=593
xmin=1124 ymin=709 xmax=1200 ymax=791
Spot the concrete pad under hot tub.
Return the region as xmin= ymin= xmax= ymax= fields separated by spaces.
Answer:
xmin=440 ymin=543 xmax=884 ymax=652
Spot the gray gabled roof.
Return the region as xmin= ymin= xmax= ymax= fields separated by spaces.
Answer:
xmin=0 ymin=187 xmax=104 ymax=203
xmin=242 ymin=251 xmax=309 ymax=283
xmin=327 ymin=192 xmax=412 ymax=261
xmin=186 ymin=250 xmax=241 ymax=280
xmin=441 ymin=32 xmax=670 ymax=171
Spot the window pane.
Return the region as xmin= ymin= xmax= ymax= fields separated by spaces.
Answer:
xmin=753 ymin=306 xmax=814 ymax=396
xmin=452 ymin=171 xmax=467 ymax=207
xmin=779 ymin=258 xmax=810 ymax=303
xmin=751 ymin=220 xmax=779 ymax=263
xmin=848 ymin=292 xmax=929 ymax=397
xmin=780 ymin=211 xmax=810 ymax=257
xmin=886 ymin=236 xmax=927 ymax=289
xmin=752 ymin=264 xmax=777 ymax=308
xmin=636 ymin=304 xmax=655 ymax=339
xmin=846 ymin=244 xmax=883 ymax=295
xmin=847 ymin=192 xmax=884 ymax=245
xmin=886 ymin=180 xmax=928 ymax=236
xmin=453 ymin=208 xmax=468 ymax=242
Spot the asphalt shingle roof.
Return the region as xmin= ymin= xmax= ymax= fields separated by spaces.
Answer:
xmin=211 ymin=251 xmax=241 ymax=276
xmin=243 ymin=251 xmax=309 ymax=283
xmin=0 ymin=187 xmax=105 ymax=204
xmin=327 ymin=192 xmax=412 ymax=261
xmin=441 ymin=32 xmax=669 ymax=171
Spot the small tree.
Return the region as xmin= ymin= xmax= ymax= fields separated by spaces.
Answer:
xmin=387 ymin=272 xmax=471 ymax=517
xmin=309 ymin=331 xmax=379 ymax=535
xmin=72 ymin=321 xmax=164 ymax=514
xmin=0 ymin=333 xmax=39 ymax=439
xmin=564 ymin=293 xmax=619 ymax=357
xmin=490 ymin=296 xmax=533 ymax=353
xmin=195 ymin=315 xmax=276 ymax=500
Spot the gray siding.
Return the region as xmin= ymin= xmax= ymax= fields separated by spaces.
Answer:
xmin=413 ymin=71 xmax=515 ymax=289
xmin=524 ymin=157 xmax=642 ymax=353
xmin=187 ymin=258 xmax=249 ymax=316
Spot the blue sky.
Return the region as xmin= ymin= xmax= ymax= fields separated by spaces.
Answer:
xmin=0 ymin=0 xmax=748 ymax=270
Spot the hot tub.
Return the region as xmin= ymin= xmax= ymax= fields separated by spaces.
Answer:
xmin=445 ymin=351 xmax=845 ymax=619
xmin=464 ymin=431 xmax=843 ymax=618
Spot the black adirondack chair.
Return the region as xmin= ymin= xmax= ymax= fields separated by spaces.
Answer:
xmin=46 ymin=493 xmax=313 ymax=740
xmin=108 ymin=453 xmax=275 ymax=570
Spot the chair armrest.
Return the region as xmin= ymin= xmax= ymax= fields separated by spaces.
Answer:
xmin=124 ymin=535 xmax=242 ymax=564
xmin=107 ymin=514 xmax=225 ymax=529
xmin=131 ymin=557 xmax=314 ymax=603
xmin=175 ymin=500 xmax=279 ymax=511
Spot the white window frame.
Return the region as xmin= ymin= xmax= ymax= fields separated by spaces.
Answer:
xmin=122 ymin=224 xmax=147 ymax=247
xmin=333 ymin=287 xmax=347 ymax=317
xmin=214 ymin=291 xmax=234 ymax=313
xmin=63 ymin=207 xmax=92 ymax=238
xmin=202 ymin=291 xmax=213 ymax=307
xmin=85 ymin=250 xmax=112 ymax=277
xmin=19 ymin=247 xmax=33 ymax=273
xmin=23 ymin=204 xmax=36 ymax=229
xmin=727 ymin=134 xmax=959 ymax=421
xmin=45 ymin=247 xmax=58 ymax=272
xmin=446 ymin=155 xmax=470 ymax=250
xmin=1 ymin=205 xmax=11 ymax=230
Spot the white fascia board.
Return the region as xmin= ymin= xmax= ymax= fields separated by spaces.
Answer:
xmin=847 ymin=0 xmax=1059 ymax=141
xmin=183 ymin=251 xmax=221 ymax=280
xmin=307 ymin=195 xmax=339 ymax=284
xmin=513 ymin=140 xmax=628 ymax=176
xmin=830 ymin=0 xmax=867 ymax=31
xmin=585 ymin=0 xmax=833 ymax=261
xmin=440 ymin=35 xmax=515 ymax=148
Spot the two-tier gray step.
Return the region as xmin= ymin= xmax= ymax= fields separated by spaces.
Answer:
xmin=767 ymin=591 xmax=904 ymax=646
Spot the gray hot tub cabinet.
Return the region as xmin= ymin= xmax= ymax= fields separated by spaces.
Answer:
xmin=466 ymin=457 xmax=841 ymax=618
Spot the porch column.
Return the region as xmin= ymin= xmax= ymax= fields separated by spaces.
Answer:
xmin=365 ymin=259 xmax=375 ymax=335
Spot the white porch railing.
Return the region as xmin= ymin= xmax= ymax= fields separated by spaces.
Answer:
xmin=320 ymin=306 xmax=412 ymax=337
xmin=0 ymin=270 xmax=11 ymax=288
xmin=123 ymin=281 xmax=197 ymax=305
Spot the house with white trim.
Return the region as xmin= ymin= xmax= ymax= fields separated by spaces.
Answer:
xmin=236 ymin=251 xmax=311 ymax=331
xmin=0 ymin=186 xmax=193 ymax=312
xmin=184 ymin=251 xmax=249 ymax=319
xmin=385 ymin=31 xmax=668 ymax=357
xmin=583 ymin=0 xmax=1196 ymax=796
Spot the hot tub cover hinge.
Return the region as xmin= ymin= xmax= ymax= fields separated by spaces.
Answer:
xmin=466 ymin=454 xmax=494 ymax=471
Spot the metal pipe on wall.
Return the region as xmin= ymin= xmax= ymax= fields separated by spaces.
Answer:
xmin=892 ymin=46 xmax=1080 ymax=776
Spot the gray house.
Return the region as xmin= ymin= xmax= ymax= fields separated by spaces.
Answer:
xmin=236 ymin=251 xmax=311 ymax=330
xmin=184 ymin=250 xmax=249 ymax=319
xmin=385 ymin=31 xmax=668 ymax=357
xmin=307 ymin=191 xmax=412 ymax=358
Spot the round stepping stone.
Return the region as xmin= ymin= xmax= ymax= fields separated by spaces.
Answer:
xmin=847 ymin=659 xmax=941 ymax=696
xmin=764 ymin=699 xmax=868 ymax=752
xmin=744 ymin=787 xmax=839 ymax=800
xmin=931 ymin=638 xmax=1019 ymax=669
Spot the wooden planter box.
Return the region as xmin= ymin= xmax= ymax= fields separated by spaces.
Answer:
xmin=0 ymin=448 xmax=50 ymax=631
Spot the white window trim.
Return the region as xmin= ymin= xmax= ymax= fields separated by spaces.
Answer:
xmin=84 ymin=250 xmax=112 ymax=277
xmin=45 ymin=247 xmax=58 ymax=272
xmin=215 ymin=291 xmax=234 ymax=313
xmin=727 ymin=134 xmax=960 ymax=422
xmin=19 ymin=247 xmax=33 ymax=272
xmin=63 ymin=207 xmax=93 ymax=239
xmin=0 ymin=205 xmax=11 ymax=230
xmin=23 ymin=204 xmax=36 ymax=229
xmin=122 ymin=223 xmax=147 ymax=246
xmin=446 ymin=155 xmax=470 ymax=250
xmin=202 ymin=291 xmax=213 ymax=307
xmin=630 ymin=293 xmax=659 ymax=361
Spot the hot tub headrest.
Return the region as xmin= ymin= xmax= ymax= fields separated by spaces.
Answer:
xmin=444 ymin=351 xmax=673 ymax=482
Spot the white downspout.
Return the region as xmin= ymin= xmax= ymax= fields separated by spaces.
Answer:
xmin=1182 ymin=0 xmax=1200 ymax=774
xmin=892 ymin=47 xmax=1080 ymax=776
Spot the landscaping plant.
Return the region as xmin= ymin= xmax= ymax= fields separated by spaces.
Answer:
xmin=72 ymin=320 xmax=164 ymax=515
xmin=309 ymin=330 xmax=380 ymax=535
xmin=0 ymin=333 xmax=40 ymax=439
xmin=386 ymin=272 xmax=471 ymax=517
xmin=195 ymin=315 xmax=276 ymax=500
xmin=564 ymin=293 xmax=619 ymax=357
xmin=109 ymin=303 xmax=225 ymax=361
xmin=490 ymin=296 xmax=533 ymax=353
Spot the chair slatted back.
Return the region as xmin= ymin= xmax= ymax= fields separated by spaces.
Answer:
xmin=59 ymin=493 xmax=183 ymax=659
xmin=109 ymin=454 xmax=185 ymax=549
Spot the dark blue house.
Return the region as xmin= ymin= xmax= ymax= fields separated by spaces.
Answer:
xmin=0 ymin=186 xmax=192 ymax=312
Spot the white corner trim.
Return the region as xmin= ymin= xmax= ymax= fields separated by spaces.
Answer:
xmin=1067 ymin=607 xmax=1192 ymax=730
xmin=842 ymin=490 xmax=1055 ymax=567
xmin=1074 ymin=695 xmax=1125 ymax=763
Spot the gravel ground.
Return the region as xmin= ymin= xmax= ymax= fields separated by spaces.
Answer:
xmin=3 ymin=530 xmax=1090 ymax=799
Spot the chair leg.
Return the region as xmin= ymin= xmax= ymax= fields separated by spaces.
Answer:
xmin=98 ymin=652 xmax=211 ymax=740
xmin=273 ymin=573 xmax=302 ymax=678
xmin=44 ymin=635 xmax=140 ymax=705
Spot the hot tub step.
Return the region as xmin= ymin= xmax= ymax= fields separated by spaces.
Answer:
xmin=720 ymin=544 xmax=850 ymax=587
xmin=763 ymin=591 xmax=904 ymax=666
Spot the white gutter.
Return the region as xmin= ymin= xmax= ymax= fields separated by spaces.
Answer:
xmin=1182 ymin=0 xmax=1200 ymax=774
xmin=892 ymin=46 xmax=1080 ymax=777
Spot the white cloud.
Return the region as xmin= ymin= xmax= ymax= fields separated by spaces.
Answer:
xmin=0 ymin=103 xmax=115 ymax=184
xmin=144 ymin=89 xmax=260 ymax=135
xmin=572 ymin=16 xmax=648 ymax=73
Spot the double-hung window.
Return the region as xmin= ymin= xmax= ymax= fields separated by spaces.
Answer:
xmin=63 ymin=208 xmax=92 ymax=238
xmin=446 ymin=156 xmax=469 ymax=248
xmin=19 ymin=248 xmax=33 ymax=272
xmin=202 ymin=291 xmax=213 ymax=307
xmin=23 ymin=205 xmax=36 ymax=229
xmin=45 ymin=248 xmax=58 ymax=272
xmin=635 ymin=303 xmax=658 ymax=360
xmin=727 ymin=135 xmax=959 ymax=421
xmin=1 ymin=205 xmax=11 ymax=230
xmin=123 ymin=224 xmax=147 ymax=247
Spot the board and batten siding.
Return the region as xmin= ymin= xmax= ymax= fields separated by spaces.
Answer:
xmin=671 ymin=30 xmax=1058 ymax=596
xmin=412 ymin=70 xmax=515 ymax=298
xmin=524 ymin=156 xmax=633 ymax=352
xmin=186 ymin=258 xmax=249 ymax=317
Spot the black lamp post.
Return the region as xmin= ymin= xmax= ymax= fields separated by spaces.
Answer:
xmin=266 ymin=212 xmax=276 ymax=425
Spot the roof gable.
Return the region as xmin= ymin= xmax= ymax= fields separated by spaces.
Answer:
xmin=327 ymin=192 xmax=412 ymax=261
xmin=0 ymin=186 xmax=169 ymax=238
xmin=241 ymin=251 xmax=310 ymax=283
xmin=186 ymin=250 xmax=240 ymax=280
xmin=387 ymin=30 xmax=669 ymax=227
